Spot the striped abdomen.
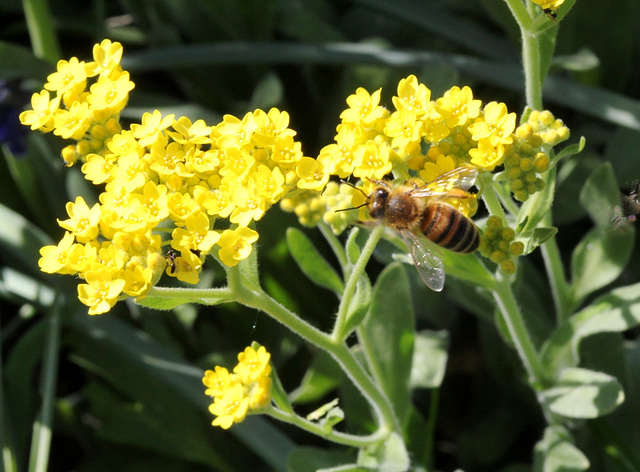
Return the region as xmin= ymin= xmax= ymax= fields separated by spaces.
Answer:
xmin=420 ymin=203 xmax=479 ymax=253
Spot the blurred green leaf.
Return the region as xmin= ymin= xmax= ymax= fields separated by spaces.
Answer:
xmin=552 ymin=48 xmax=600 ymax=72
xmin=68 ymin=314 xmax=295 ymax=471
xmin=0 ymin=267 xmax=55 ymax=308
xmin=289 ymin=350 xmax=344 ymax=405
xmin=579 ymin=161 xmax=621 ymax=227
xmin=286 ymin=227 xmax=344 ymax=294
xmin=605 ymin=128 xmax=640 ymax=185
xmin=359 ymin=263 xmax=414 ymax=423
xmin=533 ymin=425 xmax=590 ymax=472
xmin=540 ymin=282 xmax=640 ymax=377
xmin=286 ymin=446 xmax=356 ymax=472
xmin=0 ymin=41 xmax=50 ymax=79
xmin=0 ymin=203 xmax=52 ymax=277
xmin=358 ymin=432 xmax=410 ymax=472
xmin=539 ymin=367 xmax=624 ymax=419
xmin=409 ymin=330 xmax=449 ymax=389
xmin=570 ymin=226 xmax=633 ymax=305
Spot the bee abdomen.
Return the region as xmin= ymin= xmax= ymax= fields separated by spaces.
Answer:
xmin=421 ymin=203 xmax=479 ymax=253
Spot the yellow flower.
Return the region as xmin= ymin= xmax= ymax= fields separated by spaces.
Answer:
xmin=468 ymin=138 xmax=506 ymax=171
xmin=44 ymin=56 xmax=87 ymax=97
xmin=340 ymin=87 xmax=387 ymax=127
xmin=468 ymin=101 xmax=516 ymax=147
xmin=77 ymin=269 xmax=126 ymax=315
xmin=57 ymin=196 xmax=101 ymax=243
xmin=86 ymin=39 xmax=124 ymax=77
xmin=435 ymin=85 xmax=481 ymax=129
xmin=52 ymin=101 xmax=91 ymax=140
xmin=130 ymin=110 xmax=175 ymax=147
xmin=531 ymin=0 xmax=564 ymax=10
xmin=209 ymin=383 xmax=250 ymax=429
xmin=392 ymin=75 xmax=432 ymax=116
xmin=171 ymin=211 xmax=220 ymax=254
xmin=19 ymin=90 xmax=60 ymax=132
xmin=217 ymin=227 xmax=259 ymax=267
xmin=234 ymin=346 xmax=272 ymax=382
xmin=86 ymin=70 xmax=135 ymax=114
xmin=38 ymin=232 xmax=77 ymax=274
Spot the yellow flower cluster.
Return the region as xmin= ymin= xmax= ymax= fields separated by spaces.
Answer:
xmin=19 ymin=39 xmax=130 ymax=165
xmin=478 ymin=216 xmax=524 ymax=274
xmin=282 ymin=75 xmax=516 ymax=228
xmin=202 ymin=346 xmax=272 ymax=429
xmin=24 ymin=41 xmax=314 ymax=314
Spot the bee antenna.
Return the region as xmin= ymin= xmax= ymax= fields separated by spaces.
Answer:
xmin=335 ymin=202 xmax=367 ymax=213
xmin=340 ymin=180 xmax=368 ymax=197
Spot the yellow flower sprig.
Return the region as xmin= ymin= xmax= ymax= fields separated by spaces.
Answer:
xmin=25 ymin=41 xmax=318 ymax=314
xmin=202 ymin=346 xmax=272 ymax=429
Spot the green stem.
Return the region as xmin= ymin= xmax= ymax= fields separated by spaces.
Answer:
xmin=332 ymin=225 xmax=384 ymax=341
xmin=318 ymin=221 xmax=348 ymax=271
xmin=264 ymin=406 xmax=389 ymax=448
xmin=22 ymin=0 xmax=61 ymax=62
xmin=28 ymin=299 xmax=62 ymax=472
xmin=479 ymin=172 xmax=508 ymax=221
xmin=421 ymin=388 xmax=440 ymax=469
xmin=225 ymin=264 xmax=398 ymax=437
xmin=492 ymin=272 xmax=548 ymax=388
xmin=540 ymin=229 xmax=573 ymax=322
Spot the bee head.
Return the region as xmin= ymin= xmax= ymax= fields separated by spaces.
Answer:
xmin=368 ymin=186 xmax=389 ymax=219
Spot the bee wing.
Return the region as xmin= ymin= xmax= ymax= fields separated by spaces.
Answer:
xmin=399 ymin=229 xmax=445 ymax=292
xmin=410 ymin=166 xmax=478 ymax=198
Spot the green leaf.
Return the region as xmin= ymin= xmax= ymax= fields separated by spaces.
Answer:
xmin=0 ymin=203 xmax=53 ymax=277
xmin=358 ymin=432 xmax=410 ymax=472
xmin=0 ymin=267 xmax=55 ymax=308
xmin=517 ymin=165 xmax=556 ymax=234
xmin=570 ymin=226 xmax=633 ymax=304
xmin=289 ymin=350 xmax=344 ymax=404
xmin=521 ymin=227 xmax=558 ymax=255
xmin=136 ymin=287 xmax=235 ymax=310
xmin=287 ymin=446 xmax=356 ymax=472
xmin=410 ymin=330 xmax=449 ymax=389
xmin=533 ymin=426 xmax=590 ymax=472
xmin=440 ymin=251 xmax=496 ymax=290
xmin=540 ymin=283 xmax=640 ymax=377
xmin=286 ymin=227 xmax=344 ymax=294
xmin=345 ymin=227 xmax=362 ymax=265
xmin=579 ymin=161 xmax=622 ymax=227
xmin=68 ymin=314 xmax=295 ymax=471
xmin=539 ymin=367 xmax=624 ymax=419
xmin=0 ymin=41 xmax=50 ymax=79
xmin=554 ymin=136 xmax=586 ymax=163
xmin=359 ymin=263 xmax=414 ymax=423
xmin=341 ymin=274 xmax=372 ymax=337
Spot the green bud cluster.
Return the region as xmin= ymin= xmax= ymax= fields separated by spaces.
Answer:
xmin=479 ymin=216 xmax=524 ymax=274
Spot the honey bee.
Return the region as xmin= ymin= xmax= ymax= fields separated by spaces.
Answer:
xmin=356 ymin=167 xmax=480 ymax=291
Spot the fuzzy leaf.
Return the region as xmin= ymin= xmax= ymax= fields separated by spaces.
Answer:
xmin=360 ymin=263 xmax=414 ymax=423
xmin=540 ymin=282 xmax=640 ymax=376
xmin=534 ymin=425 xmax=590 ymax=472
xmin=286 ymin=227 xmax=344 ymax=294
xmin=410 ymin=330 xmax=449 ymax=389
xmin=539 ymin=367 xmax=624 ymax=419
